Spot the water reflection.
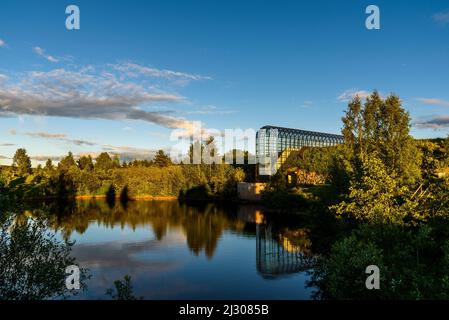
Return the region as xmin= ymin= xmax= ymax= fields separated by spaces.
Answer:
xmin=25 ymin=200 xmax=250 ymax=259
xmin=16 ymin=200 xmax=315 ymax=298
xmin=0 ymin=210 xmax=89 ymax=300
xmin=256 ymin=224 xmax=313 ymax=279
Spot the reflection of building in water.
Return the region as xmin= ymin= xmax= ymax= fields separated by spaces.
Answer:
xmin=256 ymin=224 xmax=311 ymax=278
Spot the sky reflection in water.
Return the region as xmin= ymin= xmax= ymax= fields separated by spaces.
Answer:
xmin=43 ymin=200 xmax=315 ymax=299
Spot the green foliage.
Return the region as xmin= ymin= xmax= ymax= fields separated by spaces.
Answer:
xmin=232 ymin=167 xmax=246 ymax=183
xmin=12 ymin=148 xmax=31 ymax=176
xmin=105 ymin=275 xmax=142 ymax=300
xmin=331 ymin=152 xmax=422 ymax=225
xmin=95 ymin=152 xmax=115 ymax=171
xmin=312 ymin=223 xmax=449 ymax=299
xmin=180 ymin=184 xmax=212 ymax=201
xmin=153 ymin=150 xmax=172 ymax=167
xmin=45 ymin=159 xmax=53 ymax=171
xmin=58 ymin=152 xmax=77 ymax=172
xmin=341 ymin=91 xmax=422 ymax=186
xmin=261 ymin=190 xmax=309 ymax=210
xmin=77 ymin=155 xmax=94 ymax=171
xmin=282 ymin=147 xmax=337 ymax=180
xmin=0 ymin=215 xmax=88 ymax=299
xmin=312 ymin=232 xmax=384 ymax=300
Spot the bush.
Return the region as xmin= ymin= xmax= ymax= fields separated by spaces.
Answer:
xmin=311 ymin=223 xmax=449 ymax=299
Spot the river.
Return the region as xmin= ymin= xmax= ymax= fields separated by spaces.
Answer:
xmin=9 ymin=199 xmax=319 ymax=299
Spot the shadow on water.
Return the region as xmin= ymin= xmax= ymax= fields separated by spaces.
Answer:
xmin=105 ymin=185 xmax=116 ymax=209
xmin=119 ymin=185 xmax=129 ymax=210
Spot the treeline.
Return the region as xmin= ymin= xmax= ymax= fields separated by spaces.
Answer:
xmin=0 ymin=146 xmax=246 ymax=202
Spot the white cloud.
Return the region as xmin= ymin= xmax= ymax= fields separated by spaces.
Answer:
xmin=10 ymin=130 xmax=96 ymax=146
xmin=24 ymin=132 xmax=67 ymax=138
xmin=415 ymin=115 xmax=449 ymax=129
xmin=337 ymin=89 xmax=372 ymax=102
xmin=0 ymin=66 xmax=202 ymax=132
xmin=30 ymin=155 xmax=64 ymax=162
xmin=0 ymin=39 xmax=6 ymax=47
xmin=416 ymin=98 xmax=449 ymax=107
xmin=433 ymin=10 xmax=449 ymax=25
xmin=33 ymin=46 xmax=60 ymax=63
xmin=111 ymin=62 xmax=211 ymax=82
xmin=186 ymin=105 xmax=237 ymax=115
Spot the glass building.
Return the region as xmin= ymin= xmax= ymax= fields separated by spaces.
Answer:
xmin=256 ymin=125 xmax=344 ymax=177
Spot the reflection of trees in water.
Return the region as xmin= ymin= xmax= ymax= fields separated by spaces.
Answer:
xmin=256 ymin=224 xmax=314 ymax=278
xmin=20 ymin=200 xmax=315 ymax=266
xmin=0 ymin=211 xmax=88 ymax=300
xmin=22 ymin=200 xmax=249 ymax=259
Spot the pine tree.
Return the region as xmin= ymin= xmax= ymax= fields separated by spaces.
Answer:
xmin=58 ymin=152 xmax=77 ymax=172
xmin=12 ymin=148 xmax=32 ymax=176
xmin=95 ymin=152 xmax=113 ymax=170
xmin=153 ymin=150 xmax=172 ymax=168
xmin=77 ymin=155 xmax=94 ymax=171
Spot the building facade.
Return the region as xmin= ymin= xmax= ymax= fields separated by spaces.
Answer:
xmin=256 ymin=125 xmax=344 ymax=177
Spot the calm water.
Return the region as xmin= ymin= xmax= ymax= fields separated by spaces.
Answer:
xmin=34 ymin=200 xmax=317 ymax=299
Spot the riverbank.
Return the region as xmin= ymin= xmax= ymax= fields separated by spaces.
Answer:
xmin=75 ymin=195 xmax=178 ymax=201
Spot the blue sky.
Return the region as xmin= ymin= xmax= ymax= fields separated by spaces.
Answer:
xmin=1 ymin=0 xmax=449 ymax=165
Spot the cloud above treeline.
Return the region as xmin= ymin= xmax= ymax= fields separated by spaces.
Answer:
xmin=111 ymin=62 xmax=211 ymax=82
xmin=415 ymin=115 xmax=449 ymax=129
xmin=0 ymin=60 xmax=211 ymax=135
xmin=9 ymin=130 xmax=159 ymax=162
xmin=10 ymin=130 xmax=96 ymax=146
xmin=416 ymin=98 xmax=449 ymax=107
xmin=30 ymin=148 xmax=159 ymax=163
xmin=337 ymin=89 xmax=372 ymax=102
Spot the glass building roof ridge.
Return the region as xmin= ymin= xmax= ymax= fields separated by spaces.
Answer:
xmin=259 ymin=125 xmax=343 ymax=139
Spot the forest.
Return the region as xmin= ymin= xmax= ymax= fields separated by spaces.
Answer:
xmin=0 ymin=146 xmax=248 ymax=202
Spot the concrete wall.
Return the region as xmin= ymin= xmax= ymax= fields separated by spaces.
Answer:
xmin=237 ymin=182 xmax=266 ymax=201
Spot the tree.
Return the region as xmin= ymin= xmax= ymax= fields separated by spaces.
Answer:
xmin=112 ymin=155 xmax=121 ymax=168
xmin=341 ymin=91 xmax=421 ymax=186
xmin=153 ymin=150 xmax=172 ymax=168
xmin=77 ymin=155 xmax=94 ymax=171
xmin=45 ymin=159 xmax=54 ymax=171
xmin=188 ymin=140 xmax=204 ymax=164
xmin=12 ymin=148 xmax=32 ymax=176
xmin=331 ymin=152 xmax=421 ymax=225
xmin=443 ymin=135 xmax=449 ymax=167
xmin=203 ymin=136 xmax=220 ymax=165
xmin=58 ymin=152 xmax=77 ymax=172
xmin=95 ymin=152 xmax=113 ymax=171
xmin=341 ymin=95 xmax=363 ymax=156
